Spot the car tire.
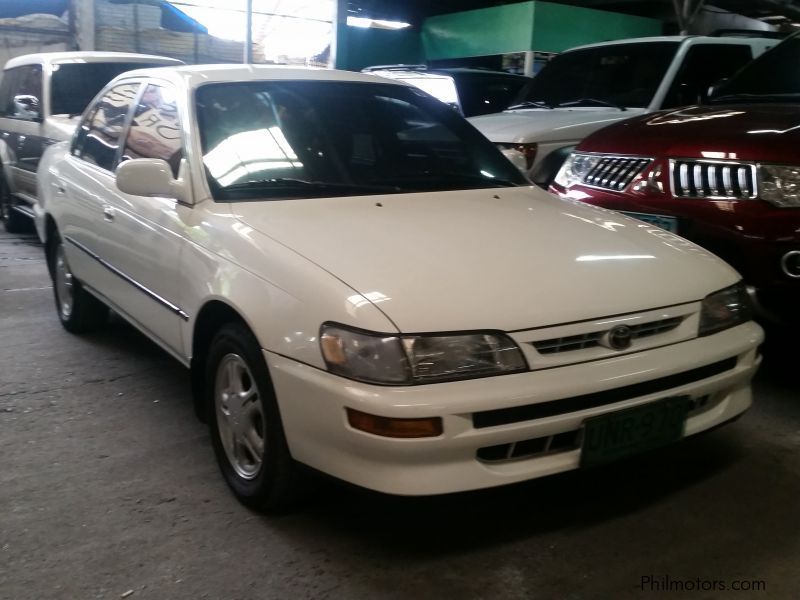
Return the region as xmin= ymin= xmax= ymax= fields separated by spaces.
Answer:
xmin=0 ymin=174 xmax=28 ymax=234
xmin=49 ymin=236 xmax=109 ymax=333
xmin=206 ymin=322 xmax=303 ymax=512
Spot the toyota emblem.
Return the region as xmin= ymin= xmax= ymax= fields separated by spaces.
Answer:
xmin=607 ymin=325 xmax=633 ymax=350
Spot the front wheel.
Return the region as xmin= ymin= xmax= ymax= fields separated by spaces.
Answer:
xmin=206 ymin=323 xmax=303 ymax=511
xmin=49 ymin=237 xmax=108 ymax=333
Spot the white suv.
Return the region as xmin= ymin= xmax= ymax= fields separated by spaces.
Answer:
xmin=470 ymin=35 xmax=776 ymax=186
xmin=0 ymin=52 xmax=181 ymax=232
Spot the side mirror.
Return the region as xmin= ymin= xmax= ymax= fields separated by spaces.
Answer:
xmin=13 ymin=94 xmax=41 ymax=120
xmin=706 ymin=78 xmax=729 ymax=102
xmin=501 ymin=148 xmax=528 ymax=172
xmin=116 ymin=158 xmax=189 ymax=203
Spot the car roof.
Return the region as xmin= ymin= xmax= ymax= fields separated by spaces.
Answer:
xmin=4 ymin=51 xmax=183 ymax=70
xmin=114 ymin=64 xmax=409 ymax=88
xmin=363 ymin=65 xmax=525 ymax=79
xmin=566 ymin=35 xmax=767 ymax=53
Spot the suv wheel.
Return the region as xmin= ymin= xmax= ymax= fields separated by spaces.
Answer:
xmin=49 ymin=236 xmax=109 ymax=333
xmin=206 ymin=322 xmax=303 ymax=511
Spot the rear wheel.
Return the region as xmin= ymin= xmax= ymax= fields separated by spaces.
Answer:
xmin=49 ymin=236 xmax=108 ymax=333
xmin=206 ymin=322 xmax=303 ymax=511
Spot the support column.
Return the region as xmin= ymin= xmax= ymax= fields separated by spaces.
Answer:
xmin=523 ymin=51 xmax=535 ymax=77
xmin=71 ymin=0 xmax=95 ymax=51
xmin=333 ymin=0 xmax=348 ymax=70
xmin=244 ymin=0 xmax=253 ymax=63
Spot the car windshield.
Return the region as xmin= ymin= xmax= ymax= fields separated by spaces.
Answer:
xmin=195 ymin=80 xmax=528 ymax=201
xmin=50 ymin=62 xmax=168 ymax=115
xmin=710 ymin=34 xmax=800 ymax=103
xmin=511 ymin=42 xmax=680 ymax=109
xmin=452 ymin=74 xmax=528 ymax=116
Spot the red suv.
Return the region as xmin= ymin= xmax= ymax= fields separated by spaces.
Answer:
xmin=550 ymin=33 xmax=800 ymax=324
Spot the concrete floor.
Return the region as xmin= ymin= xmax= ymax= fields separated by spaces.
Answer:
xmin=1 ymin=227 xmax=798 ymax=600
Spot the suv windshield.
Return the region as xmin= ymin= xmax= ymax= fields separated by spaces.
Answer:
xmin=51 ymin=62 xmax=168 ymax=115
xmin=511 ymin=41 xmax=680 ymax=109
xmin=711 ymin=34 xmax=800 ymax=103
xmin=196 ymin=80 xmax=528 ymax=200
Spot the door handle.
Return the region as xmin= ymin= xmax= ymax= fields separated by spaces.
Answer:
xmin=102 ymin=205 xmax=116 ymax=222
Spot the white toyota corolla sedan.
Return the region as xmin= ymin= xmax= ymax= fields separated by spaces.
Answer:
xmin=37 ymin=65 xmax=763 ymax=510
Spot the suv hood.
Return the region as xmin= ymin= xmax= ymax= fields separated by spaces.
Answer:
xmin=469 ymin=108 xmax=644 ymax=144
xmin=232 ymin=186 xmax=737 ymax=333
xmin=579 ymin=104 xmax=800 ymax=163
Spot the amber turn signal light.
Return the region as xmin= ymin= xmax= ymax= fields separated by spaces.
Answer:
xmin=346 ymin=408 xmax=443 ymax=438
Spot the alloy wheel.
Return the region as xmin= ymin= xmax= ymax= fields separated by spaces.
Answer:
xmin=215 ymin=353 xmax=266 ymax=480
xmin=54 ymin=244 xmax=75 ymax=320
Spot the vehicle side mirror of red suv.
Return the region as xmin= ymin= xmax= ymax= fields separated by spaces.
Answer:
xmin=706 ymin=78 xmax=729 ymax=103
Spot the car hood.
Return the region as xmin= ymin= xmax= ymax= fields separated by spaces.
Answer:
xmin=578 ymin=103 xmax=800 ymax=163
xmin=232 ymin=186 xmax=738 ymax=333
xmin=468 ymin=108 xmax=644 ymax=144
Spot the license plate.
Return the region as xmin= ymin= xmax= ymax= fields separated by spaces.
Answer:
xmin=580 ymin=396 xmax=689 ymax=468
xmin=620 ymin=211 xmax=679 ymax=233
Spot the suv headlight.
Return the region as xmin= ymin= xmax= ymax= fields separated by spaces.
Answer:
xmin=320 ymin=324 xmax=527 ymax=385
xmin=759 ymin=164 xmax=800 ymax=207
xmin=553 ymin=153 xmax=602 ymax=188
xmin=698 ymin=282 xmax=753 ymax=337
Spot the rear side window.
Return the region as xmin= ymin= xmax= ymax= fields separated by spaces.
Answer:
xmin=0 ymin=65 xmax=43 ymax=119
xmin=73 ymin=82 xmax=140 ymax=171
xmin=121 ymin=84 xmax=183 ymax=177
xmin=662 ymin=44 xmax=753 ymax=108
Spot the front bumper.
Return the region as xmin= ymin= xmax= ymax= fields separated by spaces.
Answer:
xmin=266 ymin=322 xmax=763 ymax=496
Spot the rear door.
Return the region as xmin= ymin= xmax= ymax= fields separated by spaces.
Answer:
xmin=57 ymin=81 xmax=141 ymax=297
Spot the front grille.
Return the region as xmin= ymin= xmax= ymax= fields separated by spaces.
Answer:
xmin=472 ymin=356 xmax=737 ymax=428
xmin=583 ymin=156 xmax=651 ymax=191
xmin=671 ymin=159 xmax=757 ymax=199
xmin=533 ymin=316 xmax=683 ymax=355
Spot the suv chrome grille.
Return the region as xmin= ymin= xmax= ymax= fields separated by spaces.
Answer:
xmin=532 ymin=316 xmax=683 ymax=355
xmin=670 ymin=159 xmax=757 ymax=199
xmin=583 ymin=157 xmax=651 ymax=191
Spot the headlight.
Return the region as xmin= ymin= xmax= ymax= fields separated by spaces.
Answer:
xmin=759 ymin=164 xmax=800 ymax=207
xmin=553 ymin=153 xmax=602 ymax=188
xmin=698 ymin=282 xmax=753 ymax=337
xmin=320 ymin=324 xmax=527 ymax=385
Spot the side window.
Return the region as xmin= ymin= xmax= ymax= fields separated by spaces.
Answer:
xmin=121 ymin=84 xmax=183 ymax=177
xmin=75 ymin=82 xmax=140 ymax=171
xmin=0 ymin=65 xmax=42 ymax=119
xmin=0 ymin=68 xmax=20 ymax=116
xmin=662 ymin=44 xmax=753 ymax=108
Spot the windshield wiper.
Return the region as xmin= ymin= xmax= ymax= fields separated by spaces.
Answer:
xmin=506 ymin=100 xmax=553 ymax=110
xmin=557 ymin=98 xmax=627 ymax=111
xmin=400 ymin=171 xmax=520 ymax=188
xmin=221 ymin=178 xmax=402 ymax=195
